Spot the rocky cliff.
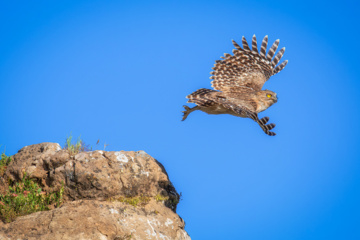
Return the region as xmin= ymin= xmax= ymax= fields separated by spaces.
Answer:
xmin=0 ymin=143 xmax=190 ymax=240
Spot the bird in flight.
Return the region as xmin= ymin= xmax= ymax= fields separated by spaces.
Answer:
xmin=182 ymin=34 xmax=288 ymax=136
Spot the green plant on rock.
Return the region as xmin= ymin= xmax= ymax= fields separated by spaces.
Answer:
xmin=0 ymin=174 xmax=65 ymax=223
xmin=64 ymin=134 xmax=91 ymax=155
xmin=0 ymin=151 xmax=11 ymax=176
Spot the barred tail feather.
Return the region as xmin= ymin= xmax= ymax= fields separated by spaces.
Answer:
xmin=186 ymin=88 xmax=218 ymax=106
xmin=188 ymin=98 xmax=215 ymax=107
xmin=186 ymin=88 xmax=216 ymax=99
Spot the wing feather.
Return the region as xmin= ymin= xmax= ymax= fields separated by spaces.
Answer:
xmin=272 ymin=47 xmax=285 ymax=67
xmin=259 ymin=35 xmax=268 ymax=58
xmin=220 ymin=101 xmax=277 ymax=136
xmin=274 ymin=60 xmax=288 ymax=74
xmin=266 ymin=39 xmax=280 ymax=61
xmin=210 ymin=35 xmax=287 ymax=92
xmin=242 ymin=36 xmax=251 ymax=51
xmin=251 ymin=35 xmax=260 ymax=57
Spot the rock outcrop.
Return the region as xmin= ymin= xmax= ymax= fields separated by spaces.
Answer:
xmin=0 ymin=143 xmax=190 ymax=240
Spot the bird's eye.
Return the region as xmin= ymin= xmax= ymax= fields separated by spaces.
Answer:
xmin=267 ymin=94 xmax=272 ymax=98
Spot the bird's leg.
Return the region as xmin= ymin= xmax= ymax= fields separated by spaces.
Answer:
xmin=182 ymin=105 xmax=200 ymax=121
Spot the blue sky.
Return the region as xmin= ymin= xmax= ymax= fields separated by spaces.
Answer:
xmin=1 ymin=0 xmax=359 ymax=239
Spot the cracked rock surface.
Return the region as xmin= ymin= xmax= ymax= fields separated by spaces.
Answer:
xmin=0 ymin=143 xmax=190 ymax=240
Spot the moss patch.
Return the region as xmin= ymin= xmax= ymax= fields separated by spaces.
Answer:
xmin=108 ymin=195 xmax=151 ymax=207
xmin=155 ymin=194 xmax=169 ymax=202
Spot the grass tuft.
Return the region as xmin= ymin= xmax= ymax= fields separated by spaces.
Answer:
xmin=64 ymin=134 xmax=91 ymax=155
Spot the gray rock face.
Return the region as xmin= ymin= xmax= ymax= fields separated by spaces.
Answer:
xmin=0 ymin=143 xmax=190 ymax=240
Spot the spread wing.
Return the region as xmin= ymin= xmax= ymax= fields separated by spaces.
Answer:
xmin=218 ymin=100 xmax=277 ymax=136
xmin=210 ymin=35 xmax=288 ymax=92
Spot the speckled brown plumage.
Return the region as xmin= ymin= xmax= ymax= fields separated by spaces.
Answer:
xmin=182 ymin=34 xmax=288 ymax=136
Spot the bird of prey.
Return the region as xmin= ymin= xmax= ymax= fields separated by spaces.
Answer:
xmin=182 ymin=34 xmax=288 ymax=136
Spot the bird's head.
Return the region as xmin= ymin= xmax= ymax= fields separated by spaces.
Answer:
xmin=256 ymin=89 xmax=278 ymax=106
